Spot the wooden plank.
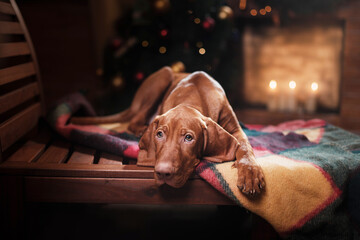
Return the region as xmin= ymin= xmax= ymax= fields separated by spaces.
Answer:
xmin=0 ymin=82 xmax=40 ymax=114
xmin=98 ymin=152 xmax=123 ymax=165
xmin=0 ymin=42 xmax=30 ymax=58
xmin=24 ymin=177 xmax=234 ymax=205
xmin=5 ymin=141 xmax=45 ymax=163
xmin=7 ymin=0 xmax=45 ymax=116
xmin=0 ymin=62 xmax=36 ymax=86
xmin=67 ymin=146 xmax=95 ymax=164
xmin=37 ymin=141 xmax=70 ymax=164
xmin=0 ymin=161 xmax=154 ymax=178
xmin=0 ymin=103 xmax=41 ymax=151
xmin=5 ymin=131 xmax=50 ymax=163
xmin=0 ymin=21 xmax=23 ymax=34
xmin=0 ymin=2 xmax=16 ymax=15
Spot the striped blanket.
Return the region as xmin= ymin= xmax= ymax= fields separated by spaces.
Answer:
xmin=48 ymin=93 xmax=360 ymax=239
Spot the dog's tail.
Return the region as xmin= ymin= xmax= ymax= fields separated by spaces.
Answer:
xmin=71 ymin=108 xmax=135 ymax=125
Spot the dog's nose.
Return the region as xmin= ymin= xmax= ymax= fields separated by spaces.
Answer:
xmin=155 ymin=162 xmax=174 ymax=180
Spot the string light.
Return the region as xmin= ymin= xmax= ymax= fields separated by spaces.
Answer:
xmin=259 ymin=9 xmax=266 ymax=15
xmin=265 ymin=6 xmax=272 ymax=13
xmin=199 ymin=48 xmax=206 ymax=55
xmin=159 ymin=46 xmax=167 ymax=54
xmin=218 ymin=6 xmax=233 ymax=20
xmin=171 ymin=61 xmax=186 ymax=73
xmin=250 ymin=9 xmax=257 ymax=16
xmin=194 ymin=18 xmax=201 ymax=24
xmin=142 ymin=40 xmax=149 ymax=47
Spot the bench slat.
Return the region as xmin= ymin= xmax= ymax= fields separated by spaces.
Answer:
xmin=67 ymin=146 xmax=95 ymax=164
xmin=0 ymin=21 xmax=23 ymax=34
xmin=98 ymin=152 xmax=123 ymax=165
xmin=37 ymin=141 xmax=70 ymax=164
xmin=0 ymin=2 xmax=16 ymax=15
xmin=0 ymin=82 xmax=40 ymax=114
xmin=5 ymin=131 xmax=50 ymax=163
xmin=0 ymin=161 xmax=154 ymax=178
xmin=6 ymin=141 xmax=45 ymax=163
xmin=0 ymin=42 xmax=31 ymax=58
xmin=0 ymin=103 xmax=41 ymax=151
xmin=0 ymin=62 xmax=36 ymax=86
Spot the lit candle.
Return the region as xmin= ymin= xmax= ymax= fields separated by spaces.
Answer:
xmin=287 ymin=80 xmax=297 ymax=112
xmin=306 ymin=82 xmax=318 ymax=113
xmin=267 ymin=80 xmax=278 ymax=111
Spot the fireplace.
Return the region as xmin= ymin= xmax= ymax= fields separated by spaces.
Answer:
xmin=242 ymin=22 xmax=344 ymax=114
xmin=224 ymin=0 xmax=360 ymax=132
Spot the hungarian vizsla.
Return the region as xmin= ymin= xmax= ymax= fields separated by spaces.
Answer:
xmin=72 ymin=67 xmax=265 ymax=195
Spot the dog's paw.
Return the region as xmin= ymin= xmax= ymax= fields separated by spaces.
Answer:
xmin=234 ymin=158 xmax=265 ymax=196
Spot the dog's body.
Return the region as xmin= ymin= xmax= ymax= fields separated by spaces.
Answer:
xmin=72 ymin=67 xmax=265 ymax=195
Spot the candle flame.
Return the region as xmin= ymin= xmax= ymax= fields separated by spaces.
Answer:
xmin=269 ymin=80 xmax=277 ymax=89
xmin=289 ymin=81 xmax=296 ymax=89
xmin=311 ymin=82 xmax=318 ymax=91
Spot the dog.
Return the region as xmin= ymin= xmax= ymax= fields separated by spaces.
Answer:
xmin=72 ymin=67 xmax=265 ymax=195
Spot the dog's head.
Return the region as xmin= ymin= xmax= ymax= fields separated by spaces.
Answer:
xmin=138 ymin=105 xmax=239 ymax=188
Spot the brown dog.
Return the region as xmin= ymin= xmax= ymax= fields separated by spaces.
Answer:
xmin=72 ymin=67 xmax=265 ymax=195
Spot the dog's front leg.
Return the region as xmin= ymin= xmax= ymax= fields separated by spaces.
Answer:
xmin=233 ymin=138 xmax=266 ymax=196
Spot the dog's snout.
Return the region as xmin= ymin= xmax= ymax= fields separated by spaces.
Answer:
xmin=155 ymin=162 xmax=174 ymax=180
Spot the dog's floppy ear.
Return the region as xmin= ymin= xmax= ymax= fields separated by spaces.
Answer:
xmin=137 ymin=118 xmax=159 ymax=167
xmin=202 ymin=117 xmax=239 ymax=163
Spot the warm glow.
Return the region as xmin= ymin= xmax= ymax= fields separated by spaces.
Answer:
xmin=269 ymin=80 xmax=277 ymax=89
xmin=239 ymin=0 xmax=247 ymax=10
xmin=265 ymin=6 xmax=272 ymax=12
xmin=259 ymin=9 xmax=266 ymax=15
xmin=155 ymin=0 xmax=165 ymax=9
xmin=96 ymin=68 xmax=103 ymax=76
xmin=218 ymin=12 xmax=227 ymax=19
xmin=196 ymin=41 xmax=203 ymax=48
xmin=250 ymin=9 xmax=257 ymax=16
xmin=199 ymin=48 xmax=206 ymax=55
xmin=112 ymin=76 xmax=123 ymax=88
xmin=194 ymin=18 xmax=201 ymax=24
xmin=142 ymin=40 xmax=149 ymax=47
xmin=159 ymin=46 xmax=167 ymax=54
xmin=171 ymin=61 xmax=186 ymax=73
xmin=289 ymin=81 xmax=296 ymax=89
xmin=311 ymin=82 xmax=319 ymax=91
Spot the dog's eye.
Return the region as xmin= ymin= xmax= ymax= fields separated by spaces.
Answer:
xmin=184 ymin=134 xmax=193 ymax=142
xmin=156 ymin=131 xmax=164 ymax=138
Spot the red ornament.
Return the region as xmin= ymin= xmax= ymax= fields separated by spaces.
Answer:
xmin=202 ymin=16 xmax=215 ymax=31
xmin=135 ymin=72 xmax=144 ymax=81
xmin=160 ymin=29 xmax=168 ymax=37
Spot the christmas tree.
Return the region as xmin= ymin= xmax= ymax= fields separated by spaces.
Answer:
xmin=101 ymin=0 xmax=239 ymax=113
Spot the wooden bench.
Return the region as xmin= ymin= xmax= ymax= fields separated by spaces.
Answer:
xmin=0 ymin=0 xmax=235 ymax=238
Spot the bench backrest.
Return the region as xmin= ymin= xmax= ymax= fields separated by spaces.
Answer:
xmin=0 ymin=0 xmax=44 ymax=156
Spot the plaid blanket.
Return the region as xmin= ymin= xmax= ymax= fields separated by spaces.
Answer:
xmin=47 ymin=93 xmax=360 ymax=239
